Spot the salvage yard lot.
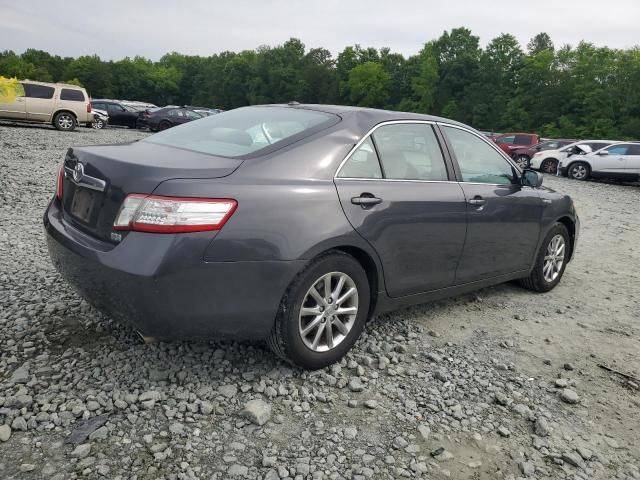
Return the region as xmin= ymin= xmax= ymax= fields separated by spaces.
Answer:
xmin=0 ymin=123 xmax=638 ymax=479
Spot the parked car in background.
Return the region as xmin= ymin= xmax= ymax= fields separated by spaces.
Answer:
xmin=0 ymin=80 xmax=93 ymax=131
xmin=146 ymin=107 xmax=204 ymax=131
xmin=121 ymin=101 xmax=157 ymax=112
xmin=530 ymin=140 xmax=616 ymax=173
xmin=493 ymin=133 xmax=540 ymax=157
xmin=510 ymin=139 xmax=576 ymax=169
xmin=90 ymin=100 xmax=140 ymax=128
xmin=90 ymin=108 xmax=108 ymax=130
xmin=45 ymin=104 xmax=579 ymax=368
xmin=559 ymin=142 xmax=640 ymax=181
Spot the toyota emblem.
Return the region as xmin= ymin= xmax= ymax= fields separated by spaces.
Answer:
xmin=73 ymin=162 xmax=84 ymax=183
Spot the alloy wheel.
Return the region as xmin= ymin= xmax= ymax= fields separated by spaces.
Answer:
xmin=516 ymin=155 xmax=529 ymax=169
xmin=58 ymin=114 xmax=73 ymax=130
xmin=543 ymin=234 xmax=565 ymax=282
xmin=92 ymin=119 xmax=104 ymax=129
xmin=298 ymin=272 xmax=358 ymax=352
xmin=570 ymin=164 xmax=587 ymax=180
xmin=542 ymin=160 xmax=557 ymax=173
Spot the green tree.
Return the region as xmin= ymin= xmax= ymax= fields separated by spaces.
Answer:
xmin=347 ymin=62 xmax=390 ymax=108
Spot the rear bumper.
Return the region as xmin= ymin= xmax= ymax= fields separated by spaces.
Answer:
xmin=44 ymin=200 xmax=302 ymax=340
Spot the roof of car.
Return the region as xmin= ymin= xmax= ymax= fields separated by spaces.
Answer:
xmin=22 ymin=80 xmax=85 ymax=89
xmin=264 ymin=103 xmax=470 ymax=128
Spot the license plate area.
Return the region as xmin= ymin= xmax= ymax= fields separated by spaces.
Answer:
xmin=70 ymin=187 xmax=96 ymax=223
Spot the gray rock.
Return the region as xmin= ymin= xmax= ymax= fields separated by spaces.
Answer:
xmin=364 ymin=399 xmax=377 ymax=409
xmin=228 ymin=464 xmax=248 ymax=476
xmin=11 ymin=416 xmax=27 ymax=431
xmin=138 ymin=391 xmax=162 ymax=402
xmin=10 ymin=366 xmax=29 ymax=384
xmin=519 ymin=461 xmax=535 ymax=477
xmin=88 ymin=425 xmax=109 ymax=441
xmin=20 ymin=464 xmax=36 ymax=472
xmin=560 ymin=389 xmax=580 ymax=404
xmin=348 ymin=378 xmax=365 ymax=392
xmin=417 ymin=424 xmax=430 ymax=440
xmin=71 ymin=443 xmax=91 ymax=458
xmin=497 ymin=426 xmax=511 ymax=437
xmin=218 ymin=385 xmax=238 ymax=398
xmin=534 ymin=417 xmax=551 ymax=437
xmin=344 ymin=426 xmax=358 ymax=439
xmin=240 ymin=399 xmax=271 ymax=426
xmin=392 ymin=436 xmax=408 ymax=449
xmin=0 ymin=425 xmax=11 ymax=442
xmin=562 ymin=452 xmax=585 ymax=469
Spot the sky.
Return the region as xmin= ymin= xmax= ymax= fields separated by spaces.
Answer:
xmin=1 ymin=0 xmax=639 ymax=60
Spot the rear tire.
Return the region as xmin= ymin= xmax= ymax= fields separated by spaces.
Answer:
xmin=267 ymin=251 xmax=370 ymax=369
xmin=158 ymin=121 xmax=171 ymax=131
xmin=519 ymin=223 xmax=570 ymax=293
xmin=568 ymin=162 xmax=590 ymax=181
xmin=54 ymin=112 xmax=76 ymax=131
xmin=540 ymin=158 xmax=558 ymax=174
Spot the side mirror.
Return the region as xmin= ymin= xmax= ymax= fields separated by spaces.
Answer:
xmin=597 ymin=150 xmax=609 ymax=156
xmin=522 ymin=169 xmax=543 ymax=188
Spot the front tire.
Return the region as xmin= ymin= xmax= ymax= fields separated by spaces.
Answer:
xmin=267 ymin=251 xmax=370 ymax=369
xmin=515 ymin=154 xmax=530 ymax=169
xmin=519 ymin=223 xmax=570 ymax=293
xmin=158 ymin=121 xmax=171 ymax=131
xmin=540 ymin=158 xmax=558 ymax=174
xmin=92 ymin=118 xmax=106 ymax=130
xmin=53 ymin=112 xmax=76 ymax=131
xmin=568 ymin=162 xmax=590 ymax=181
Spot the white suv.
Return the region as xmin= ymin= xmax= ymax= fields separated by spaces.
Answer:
xmin=0 ymin=80 xmax=94 ymax=131
xmin=529 ymin=140 xmax=616 ymax=173
xmin=559 ymin=142 xmax=640 ymax=181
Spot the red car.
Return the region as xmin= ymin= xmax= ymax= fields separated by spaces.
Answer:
xmin=493 ymin=133 xmax=540 ymax=159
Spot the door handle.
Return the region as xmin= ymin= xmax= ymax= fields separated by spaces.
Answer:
xmin=351 ymin=194 xmax=382 ymax=207
xmin=468 ymin=196 xmax=486 ymax=207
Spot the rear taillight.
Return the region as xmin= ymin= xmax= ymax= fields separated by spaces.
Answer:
xmin=87 ymin=103 xmax=92 ymax=113
xmin=113 ymin=195 xmax=237 ymax=233
xmin=56 ymin=166 xmax=64 ymax=201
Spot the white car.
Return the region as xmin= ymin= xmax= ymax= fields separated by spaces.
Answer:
xmin=529 ymin=140 xmax=616 ymax=173
xmin=559 ymin=142 xmax=640 ymax=181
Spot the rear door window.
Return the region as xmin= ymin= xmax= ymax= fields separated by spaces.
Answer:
xmin=60 ymin=88 xmax=85 ymax=101
xmin=338 ymin=138 xmax=382 ymax=179
xmin=371 ymin=123 xmax=449 ymax=181
xmin=23 ymin=84 xmax=54 ymax=99
xmin=496 ymin=135 xmax=515 ymax=144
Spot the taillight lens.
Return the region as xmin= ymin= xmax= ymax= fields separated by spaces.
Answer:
xmin=56 ymin=166 xmax=64 ymax=201
xmin=87 ymin=103 xmax=92 ymax=113
xmin=113 ymin=195 xmax=237 ymax=233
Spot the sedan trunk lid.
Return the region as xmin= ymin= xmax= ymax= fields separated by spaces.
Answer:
xmin=61 ymin=141 xmax=242 ymax=242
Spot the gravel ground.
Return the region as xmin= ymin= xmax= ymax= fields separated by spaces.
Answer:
xmin=0 ymin=122 xmax=639 ymax=480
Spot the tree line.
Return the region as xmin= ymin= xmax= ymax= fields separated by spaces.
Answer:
xmin=1 ymin=28 xmax=639 ymax=139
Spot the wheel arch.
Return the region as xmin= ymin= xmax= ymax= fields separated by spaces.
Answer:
xmin=565 ymin=159 xmax=591 ymax=178
xmin=556 ymin=216 xmax=577 ymax=261
xmin=300 ymin=242 xmax=384 ymax=320
xmin=52 ymin=109 xmax=78 ymax=123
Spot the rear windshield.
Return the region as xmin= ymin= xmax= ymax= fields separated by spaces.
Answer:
xmin=145 ymin=106 xmax=339 ymax=158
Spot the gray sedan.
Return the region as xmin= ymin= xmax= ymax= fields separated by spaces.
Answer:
xmin=45 ymin=104 xmax=579 ymax=369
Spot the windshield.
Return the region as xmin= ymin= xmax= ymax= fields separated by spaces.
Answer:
xmin=145 ymin=106 xmax=339 ymax=158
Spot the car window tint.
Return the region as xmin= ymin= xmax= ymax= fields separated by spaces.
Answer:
xmin=514 ymin=135 xmax=532 ymax=145
xmin=371 ymin=124 xmax=448 ymax=181
xmin=443 ymin=126 xmax=516 ymax=185
xmin=92 ymin=103 xmax=105 ymax=111
xmin=185 ymin=110 xmax=202 ymax=120
xmin=605 ymin=145 xmax=630 ymax=155
xmin=496 ymin=135 xmax=515 ymax=144
xmin=23 ymin=84 xmax=54 ymax=99
xmin=60 ymin=88 xmax=85 ymax=101
xmin=146 ymin=106 xmax=338 ymax=158
xmin=587 ymin=143 xmax=607 ymax=151
xmin=337 ymin=138 xmax=382 ymax=179
xmin=627 ymin=144 xmax=640 ymax=155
